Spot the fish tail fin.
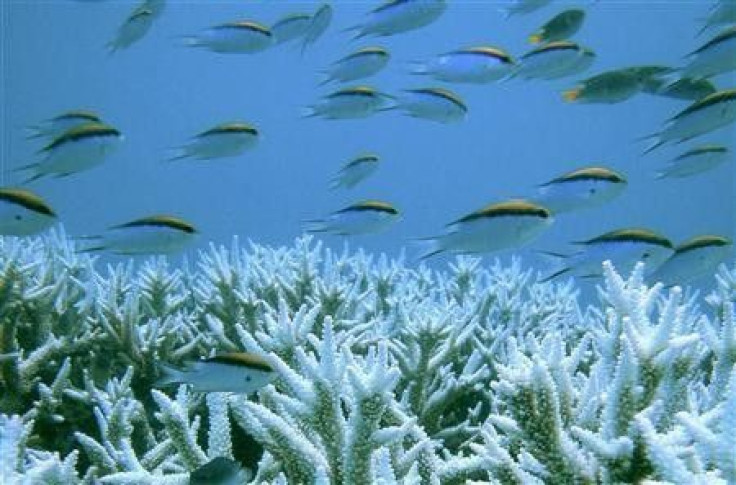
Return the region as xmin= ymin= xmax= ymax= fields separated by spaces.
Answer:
xmin=303 ymin=219 xmax=329 ymax=233
xmin=155 ymin=362 xmax=184 ymax=388
xmin=642 ymin=138 xmax=666 ymax=155
xmin=20 ymin=172 xmax=44 ymax=185
xmin=300 ymin=107 xmax=319 ymax=119
xmin=177 ymin=35 xmax=201 ymax=48
xmin=341 ymin=24 xmax=366 ymax=40
xmin=24 ymin=126 xmax=45 ymax=140
xmin=535 ymin=250 xmax=571 ymax=282
xmin=328 ymin=178 xmax=343 ymax=191
xmin=165 ymin=147 xmax=190 ymax=162
xmin=407 ymin=61 xmax=429 ymax=75
xmin=539 ymin=267 xmax=572 ymax=283
xmin=695 ymin=22 xmax=710 ymax=37
xmin=562 ymin=88 xmax=581 ymax=103
xmin=318 ymin=75 xmax=333 ymax=86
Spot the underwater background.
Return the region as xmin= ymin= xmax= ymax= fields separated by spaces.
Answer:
xmin=3 ymin=0 xmax=734 ymax=281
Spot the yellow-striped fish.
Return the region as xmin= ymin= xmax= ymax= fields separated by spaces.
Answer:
xmin=305 ymin=200 xmax=400 ymax=235
xmin=0 ymin=187 xmax=57 ymax=236
xmin=80 ymin=215 xmax=198 ymax=255
xmin=169 ymin=122 xmax=259 ymax=161
xmin=347 ymin=0 xmax=446 ymax=39
xmin=650 ymin=235 xmax=733 ymax=286
xmin=533 ymin=166 xmax=627 ymax=214
xmin=183 ymin=21 xmax=273 ymax=54
xmin=156 ymin=353 xmax=275 ymax=394
xmin=410 ymin=46 xmax=515 ymax=83
xmin=321 ymin=47 xmax=390 ymax=85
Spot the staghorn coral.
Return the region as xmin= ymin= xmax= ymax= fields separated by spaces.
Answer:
xmin=1 ymin=229 xmax=736 ymax=483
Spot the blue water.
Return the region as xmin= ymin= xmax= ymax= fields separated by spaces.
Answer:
xmin=3 ymin=1 xmax=734 ymax=281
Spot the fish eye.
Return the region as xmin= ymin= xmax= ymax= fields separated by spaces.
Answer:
xmin=14 ymin=215 xmax=21 ymax=221
xmin=589 ymin=188 xmax=597 ymax=195
xmin=245 ymin=376 xmax=252 ymax=382
xmin=642 ymin=252 xmax=650 ymax=259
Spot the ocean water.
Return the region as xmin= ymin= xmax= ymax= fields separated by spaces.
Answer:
xmin=3 ymin=1 xmax=734 ymax=288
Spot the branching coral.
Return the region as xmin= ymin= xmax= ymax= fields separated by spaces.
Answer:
xmin=1 ymin=230 xmax=735 ymax=483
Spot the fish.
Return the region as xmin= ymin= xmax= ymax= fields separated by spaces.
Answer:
xmin=643 ymin=89 xmax=736 ymax=153
xmin=532 ymin=166 xmax=627 ymax=214
xmin=529 ymin=9 xmax=586 ymax=44
xmin=0 ymin=187 xmax=57 ymax=236
xmin=79 ymin=215 xmax=198 ymax=255
xmin=329 ymin=153 xmax=380 ymax=190
xmin=416 ymin=199 xmax=553 ymax=260
xmin=321 ymin=47 xmax=390 ymax=85
xmin=655 ymin=145 xmax=730 ymax=179
xmin=562 ymin=69 xmax=643 ymax=104
xmin=540 ymin=228 xmax=674 ymax=281
xmin=303 ymin=86 xmax=394 ymax=119
xmin=515 ymin=41 xmax=594 ymax=80
xmin=501 ymin=0 xmax=553 ymax=18
xmin=156 ymin=353 xmax=276 ymax=394
xmin=17 ymin=122 xmax=123 ymax=183
xmin=410 ymin=46 xmax=515 ymax=84
xmin=25 ymin=110 xmax=103 ymax=140
xmin=390 ymin=87 xmax=467 ymax=123
xmin=183 ymin=21 xmax=273 ymax=54
xmin=641 ymin=75 xmax=717 ymax=101
xmin=107 ymin=5 xmax=154 ymax=54
xmin=683 ymin=26 xmax=736 ymax=78
xmin=301 ymin=3 xmax=332 ymax=54
xmin=347 ymin=0 xmax=447 ymax=39
xmin=649 ymin=235 xmax=733 ymax=286
xmin=305 ymin=200 xmax=400 ymax=235
xmin=169 ymin=122 xmax=259 ymax=161
xmin=271 ymin=13 xmax=312 ymax=44
xmin=190 ymin=457 xmax=249 ymax=485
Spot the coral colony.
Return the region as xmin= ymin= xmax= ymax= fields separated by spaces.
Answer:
xmin=1 ymin=230 xmax=736 ymax=484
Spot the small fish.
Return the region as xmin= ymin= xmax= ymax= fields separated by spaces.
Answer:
xmin=643 ymin=89 xmax=736 ymax=153
xmin=17 ymin=122 xmax=123 ymax=183
xmin=25 ymin=110 xmax=102 ymax=140
xmin=347 ymin=0 xmax=447 ymax=39
xmin=301 ymin=3 xmax=332 ymax=53
xmin=699 ymin=0 xmax=736 ymax=35
xmin=541 ymin=228 xmax=674 ymax=281
xmin=529 ymin=9 xmax=586 ymax=44
xmin=329 ymin=153 xmax=380 ymax=190
xmin=107 ymin=5 xmax=154 ymax=54
xmin=169 ymin=122 xmax=259 ymax=161
xmin=650 ymin=235 xmax=733 ymax=286
xmin=410 ymin=46 xmax=515 ymax=84
xmin=156 ymin=353 xmax=275 ymax=394
xmin=183 ymin=21 xmax=273 ymax=54
xmin=532 ymin=166 xmax=627 ymax=214
xmin=655 ymin=145 xmax=730 ymax=179
xmin=321 ymin=47 xmax=390 ymax=85
xmin=391 ymin=87 xmax=467 ymax=123
xmin=303 ymin=86 xmax=394 ymax=119
xmin=562 ymin=69 xmax=643 ymax=104
xmin=416 ymin=199 xmax=553 ymax=260
xmin=305 ymin=200 xmax=400 ymax=235
xmin=271 ymin=13 xmax=312 ymax=44
xmin=516 ymin=41 xmax=593 ymax=80
xmin=0 ymin=187 xmax=57 ymax=236
xmin=501 ymin=0 xmax=553 ymax=18
xmin=80 ymin=215 xmax=198 ymax=255
xmin=191 ymin=457 xmax=249 ymax=485
xmin=683 ymin=25 xmax=736 ymax=78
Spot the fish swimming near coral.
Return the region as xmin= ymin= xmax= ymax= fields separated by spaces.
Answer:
xmin=532 ymin=166 xmax=627 ymax=214
xmin=190 ymin=457 xmax=249 ymax=485
xmin=649 ymin=235 xmax=733 ymax=287
xmin=79 ymin=214 xmax=198 ymax=255
xmin=416 ymin=199 xmax=553 ymax=260
xmin=305 ymin=200 xmax=400 ymax=235
xmin=0 ymin=187 xmax=57 ymax=236
xmin=156 ymin=352 xmax=276 ymax=394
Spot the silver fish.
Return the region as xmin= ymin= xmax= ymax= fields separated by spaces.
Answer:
xmin=304 ymin=86 xmax=394 ymax=119
xmin=683 ymin=25 xmax=736 ymax=78
xmin=541 ymin=228 xmax=674 ymax=281
xmin=529 ymin=9 xmax=586 ymax=44
xmin=183 ymin=21 xmax=273 ymax=54
xmin=107 ymin=4 xmax=154 ymax=54
xmin=410 ymin=46 xmax=515 ymax=84
xmin=532 ymin=166 xmax=627 ymax=214
xmin=157 ymin=353 xmax=275 ymax=394
xmin=321 ymin=47 xmax=390 ymax=85
xmin=26 ymin=110 xmax=102 ymax=140
xmin=301 ymin=3 xmax=332 ymax=53
xmin=516 ymin=42 xmax=594 ymax=80
xmin=391 ymin=87 xmax=467 ymax=123
xmin=644 ymin=89 xmax=736 ymax=153
xmin=655 ymin=145 xmax=730 ymax=179
xmin=650 ymin=235 xmax=733 ymax=286
xmin=271 ymin=13 xmax=312 ymax=44
xmin=347 ymin=0 xmax=446 ymax=39
xmin=417 ymin=199 xmax=553 ymax=260
xmin=18 ymin=122 xmax=123 ymax=183
xmin=563 ymin=69 xmax=643 ymax=104
xmin=699 ymin=0 xmax=736 ymax=35
xmin=305 ymin=200 xmax=400 ymax=235
xmin=330 ymin=153 xmax=380 ymax=190
xmin=169 ymin=122 xmax=259 ymax=161
xmin=0 ymin=187 xmax=57 ymax=236
xmin=80 ymin=215 xmax=198 ymax=255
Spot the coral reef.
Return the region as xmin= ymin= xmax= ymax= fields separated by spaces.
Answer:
xmin=1 ymin=229 xmax=735 ymax=483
